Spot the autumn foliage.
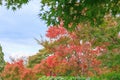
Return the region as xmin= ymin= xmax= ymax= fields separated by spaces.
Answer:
xmin=1 ymin=23 xmax=106 ymax=80
xmin=33 ymin=23 xmax=105 ymax=77
xmin=0 ymin=60 xmax=37 ymax=80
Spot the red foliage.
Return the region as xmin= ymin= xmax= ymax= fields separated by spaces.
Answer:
xmin=33 ymin=24 xmax=105 ymax=76
xmin=46 ymin=26 xmax=67 ymax=38
xmin=0 ymin=60 xmax=37 ymax=80
xmin=1 ymin=23 xmax=106 ymax=78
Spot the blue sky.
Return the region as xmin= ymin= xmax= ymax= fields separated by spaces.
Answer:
xmin=0 ymin=0 xmax=47 ymax=62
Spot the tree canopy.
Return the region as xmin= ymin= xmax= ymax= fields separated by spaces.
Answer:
xmin=1 ymin=0 xmax=120 ymax=79
xmin=1 ymin=0 xmax=120 ymax=29
xmin=0 ymin=0 xmax=29 ymax=10
xmin=40 ymin=0 xmax=120 ymax=29
xmin=0 ymin=45 xmax=5 ymax=72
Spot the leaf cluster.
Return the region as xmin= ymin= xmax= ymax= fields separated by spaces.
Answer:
xmin=0 ymin=45 xmax=5 ymax=72
xmin=0 ymin=0 xmax=30 ymax=10
xmin=40 ymin=0 xmax=120 ymax=29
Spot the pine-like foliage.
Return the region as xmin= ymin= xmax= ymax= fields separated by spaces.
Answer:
xmin=0 ymin=45 xmax=5 ymax=72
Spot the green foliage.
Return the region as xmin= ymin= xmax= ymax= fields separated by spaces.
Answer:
xmin=99 ymin=53 xmax=120 ymax=68
xmin=99 ymin=72 xmax=120 ymax=80
xmin=0 ymin=45 xmax=5 ymax=72
xmin=38 ymin=73 xmax=120 ymax=80
xmin=1 ymin=0 xmax=120 ymax=79
xmin=40 ymin=0 xmax=120 ymax=29
xmin=0 ymin=0 xmax=30 ymax=10
xmin=0 ymin=0 xmax=2 ymax=5
xmin=1 ymin=0 xmax=120 ymax=29
xmin=38 ymin=76 xmax=86 ymax=80
xmin=27 ymin=51 xmax=49 ymax=68
xmin=73 ymin=17 xmax=120 ymax=50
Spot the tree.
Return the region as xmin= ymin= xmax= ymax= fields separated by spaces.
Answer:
xmin=0 ymin=45 xmax=5 ymax=73
xmin=0 ymin=0 xmax=29 ymax=10
xmin=1 ymin=0 xmax=120 ymax=29
xmin=29 ymin=18 xmax=120 ymax=76
xmin=32 ymin=23 xmax=105 ymax=77
xmin=27 ymin=51 xmax=49 ymax=68
xmin=1 ymin=0 xmax=120 ymax=78
xmin=40 ymin=0 xmax=120 ymax=29
xmin=0 ymin=60 xmax=37 ymax=80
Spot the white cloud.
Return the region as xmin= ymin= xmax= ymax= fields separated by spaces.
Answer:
xmin=0 ymin=38 xmax=42 ymax=62
xmin=0 ymin=0 xmax=41 ymax=26
xmin=0 ymin=0 xmax=47 ymax=62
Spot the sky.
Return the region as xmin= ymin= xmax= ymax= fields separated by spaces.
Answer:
xmin=0 ymin=0 xmax=47 ymax=62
